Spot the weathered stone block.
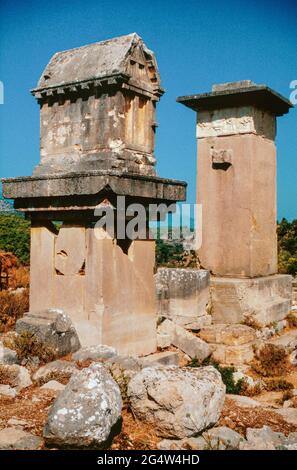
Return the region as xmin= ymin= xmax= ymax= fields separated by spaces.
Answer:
xmin=212 ymin=342 xmax=254 ymax=365
xmin=155 ymin=268 xmax=210 ymax=329
xmin=16 ymin=309 xmax=81 ymax=358
xmin=72 ymin=345 xmax=118 ymax=362
xmin=158 ymin=319 xmax=210 ymax=361
xmin=140 ymin=351 xmax=179 ymax=368
xmin=199 ymin=324 xmax=256 ymax=345
xmin=128 ymin=366 xmax=225 ymax=438
xmin=210 ymin=274 xmax=292 ymax=326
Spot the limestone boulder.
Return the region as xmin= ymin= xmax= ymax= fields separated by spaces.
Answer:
xmin=140 ymin=351 xmax=179 ymax=368
xmin=0 ymin=364 xmax=32 ymax=392
xmin=158 ymin=426 xmax=245 ymax=450
xmin=128 ymin=365 xmax=225 ymax=439
xmin=202 ymin=426 xmax=245 ymax=450
xmin=16 ymin=309 xmax=81 ymax=358
xmin=158 ymin=319 xmax=211 ymax=361
xmin=44 ymin=363 xmax=122 ymax=448
xmin=105 ymin=355 xmax=142 ymax=393
xmin=40 ymin=380 xmax=66 ymax=392
xmin=72 ymin=345 xmax=117 ymax=362
xmin=0 ymin=341 xmax=19 ymax=365
xmin=240 ymin=426 xmax=297 ymax=450
xmin=0 ymin=384 xmax=17 ymax=398
xmin=32 ymin=359 xmax=78 ymax=385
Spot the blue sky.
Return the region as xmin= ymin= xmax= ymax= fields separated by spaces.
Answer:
xmin=0 ymin=0 xmax=296 ymax=219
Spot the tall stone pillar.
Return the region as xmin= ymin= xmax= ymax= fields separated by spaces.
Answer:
xmin=2 ymin=33 xmax=186 ymax=355
xmin=178 ymin=81 xmax=293 ymax=327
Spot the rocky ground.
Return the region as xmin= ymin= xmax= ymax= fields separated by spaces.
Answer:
xmin=0 ymin=300 xmax=297 ymax=450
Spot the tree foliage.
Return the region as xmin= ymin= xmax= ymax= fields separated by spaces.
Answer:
xmin=277 ymin=218 xmax=297 ymax=276
xmin=0 ymin=213 xmax=30 ymax=265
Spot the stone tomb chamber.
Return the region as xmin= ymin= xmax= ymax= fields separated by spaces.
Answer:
xmin=2 ymin=33 xmax=186 ymax=355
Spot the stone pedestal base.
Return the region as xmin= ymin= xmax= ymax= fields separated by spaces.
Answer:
xmin=210 ymin=274 xmax=292 ymax=327
xmin=29 ymin=222 xmax=157 ymax=356
xmin=155 ymin=268 xmax=211 ymax=329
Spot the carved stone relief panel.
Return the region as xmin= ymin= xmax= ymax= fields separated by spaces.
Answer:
xmin=55 ymin=224 xmax=86 ymax=276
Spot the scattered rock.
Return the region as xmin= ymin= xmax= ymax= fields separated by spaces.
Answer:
xmin=157 ymin=436 xmax=206 ymax=450
xmin=0 ymin=342 xmax=19 ymax=365
xmin=16 ymin=309 xmax=81 ymax=358
xmin=21 ymin=356 xmax=40 ymax=369
xmin=44 ymin=363 xmax=122 ymax=448
xmin=0 ymin=428 xmax=43 ymax=450
xmin=202 ymin=426 xmax=246 ymax=449
xmin=240 ymin=425 xmax=297 ymax=450
xmin=105 ymin=356 xmax=142 ymax=393
xmin=158 ymin=319 xmax=211 ymax=361
xmin=72 ymin=345 xmax=117 ymax=362
xmin=128 ymin=365 xmax=225 ymax=439
xmin=274 ymin=408 xmax=297 ymax=426
xmin=227 ymin=394 xmax=264 ymax=408
xmin=199 ymin=324 xmax=256 ymax=346
xmin=212 ymin=343 xmax=254 ymax=365
xmin=289 ymin=350 xmax=297 ymax=366
xmin=7 ymin=418 xmax=28 ymax=429
xmin=157 ymin=332 xmax=171 ymax=349
xmin=268 ymin=331 xmax=297 ymax=353
xmin=0 ymin=364 xmax=32 ymax=391
xmin=32 ymin=360 xmax=78 ymax=384
xmin=140 ymin=351 xmax=179 ymax=368
xmin=232 ymin=371 xmax=263 ymax=390
xmin=40 ymin=380 xmax=66 ymax=392
xmin=0 ymin=384 xmax=17 ymax=398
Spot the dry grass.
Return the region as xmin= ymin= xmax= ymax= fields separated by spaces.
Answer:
xmin=0 ymin=387 xmax=56 ymax=438
xmin=264 ymin=378 xmax=294 ymax=392
xmin=11 ymin=330 xmax=56 ymax=363
xmin=0 ymin=364 xmax=20 ymax=387
xmin=251 ymin=343 xmax=289 ymax=377
xmin=111 ymin=409 xmax=160 ymax=450
xmin=287 ymin=312 xmax=297 ymax=328
xmin=218 ymin=396 xmax=297 ymax=436
xmin=0 ymin=288 xmax=29 ymax=332
xmin=10 ymin=266 xmax=30 ymax=289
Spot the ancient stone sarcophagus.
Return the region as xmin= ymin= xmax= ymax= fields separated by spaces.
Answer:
xmin=3 ymin=34 xmax=186 ymax=355
xmin=32 ymin=33 xmax=162 ymax=176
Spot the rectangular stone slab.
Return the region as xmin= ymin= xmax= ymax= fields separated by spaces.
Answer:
xmin=2 ymin=171 xmax=186 ymax=211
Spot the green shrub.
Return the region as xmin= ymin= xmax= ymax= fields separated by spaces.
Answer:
xmin=278 ymin=218 xmax=297 ymax=276
xmin=0 ymin=213 xmax=30 ymax=264
xmin=187 ymin=357 xmax=244 ymax=394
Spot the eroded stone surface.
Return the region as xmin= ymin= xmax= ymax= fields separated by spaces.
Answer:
xmin=157 ymin=319 xmax=210 ymax=361
xmin=72 ymin=345 xmax=118 ymax=362
xmin=40 ymin=380 xmax=66 ymax=392
xmin=33 ymin=360 xmax=78 ymax=384
xmin=0 ymin=364 xmax=32 ymax=392
xmin=16 ymin=309 xmax=81 ymax=358
xmin=44 ymin=363 xmax=122 ymax=448
xmin=0 ymin=428 xmax=43 ymax=450
xmin=140 ymin=351 xmax=179 ymax=368
xmin=128 ymin=366 xmax=225 ymax=439
xmin=155 ymin=268 xmax=210 ymax=329
xmin=0 ymin=342 xmax=19 ymax=365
